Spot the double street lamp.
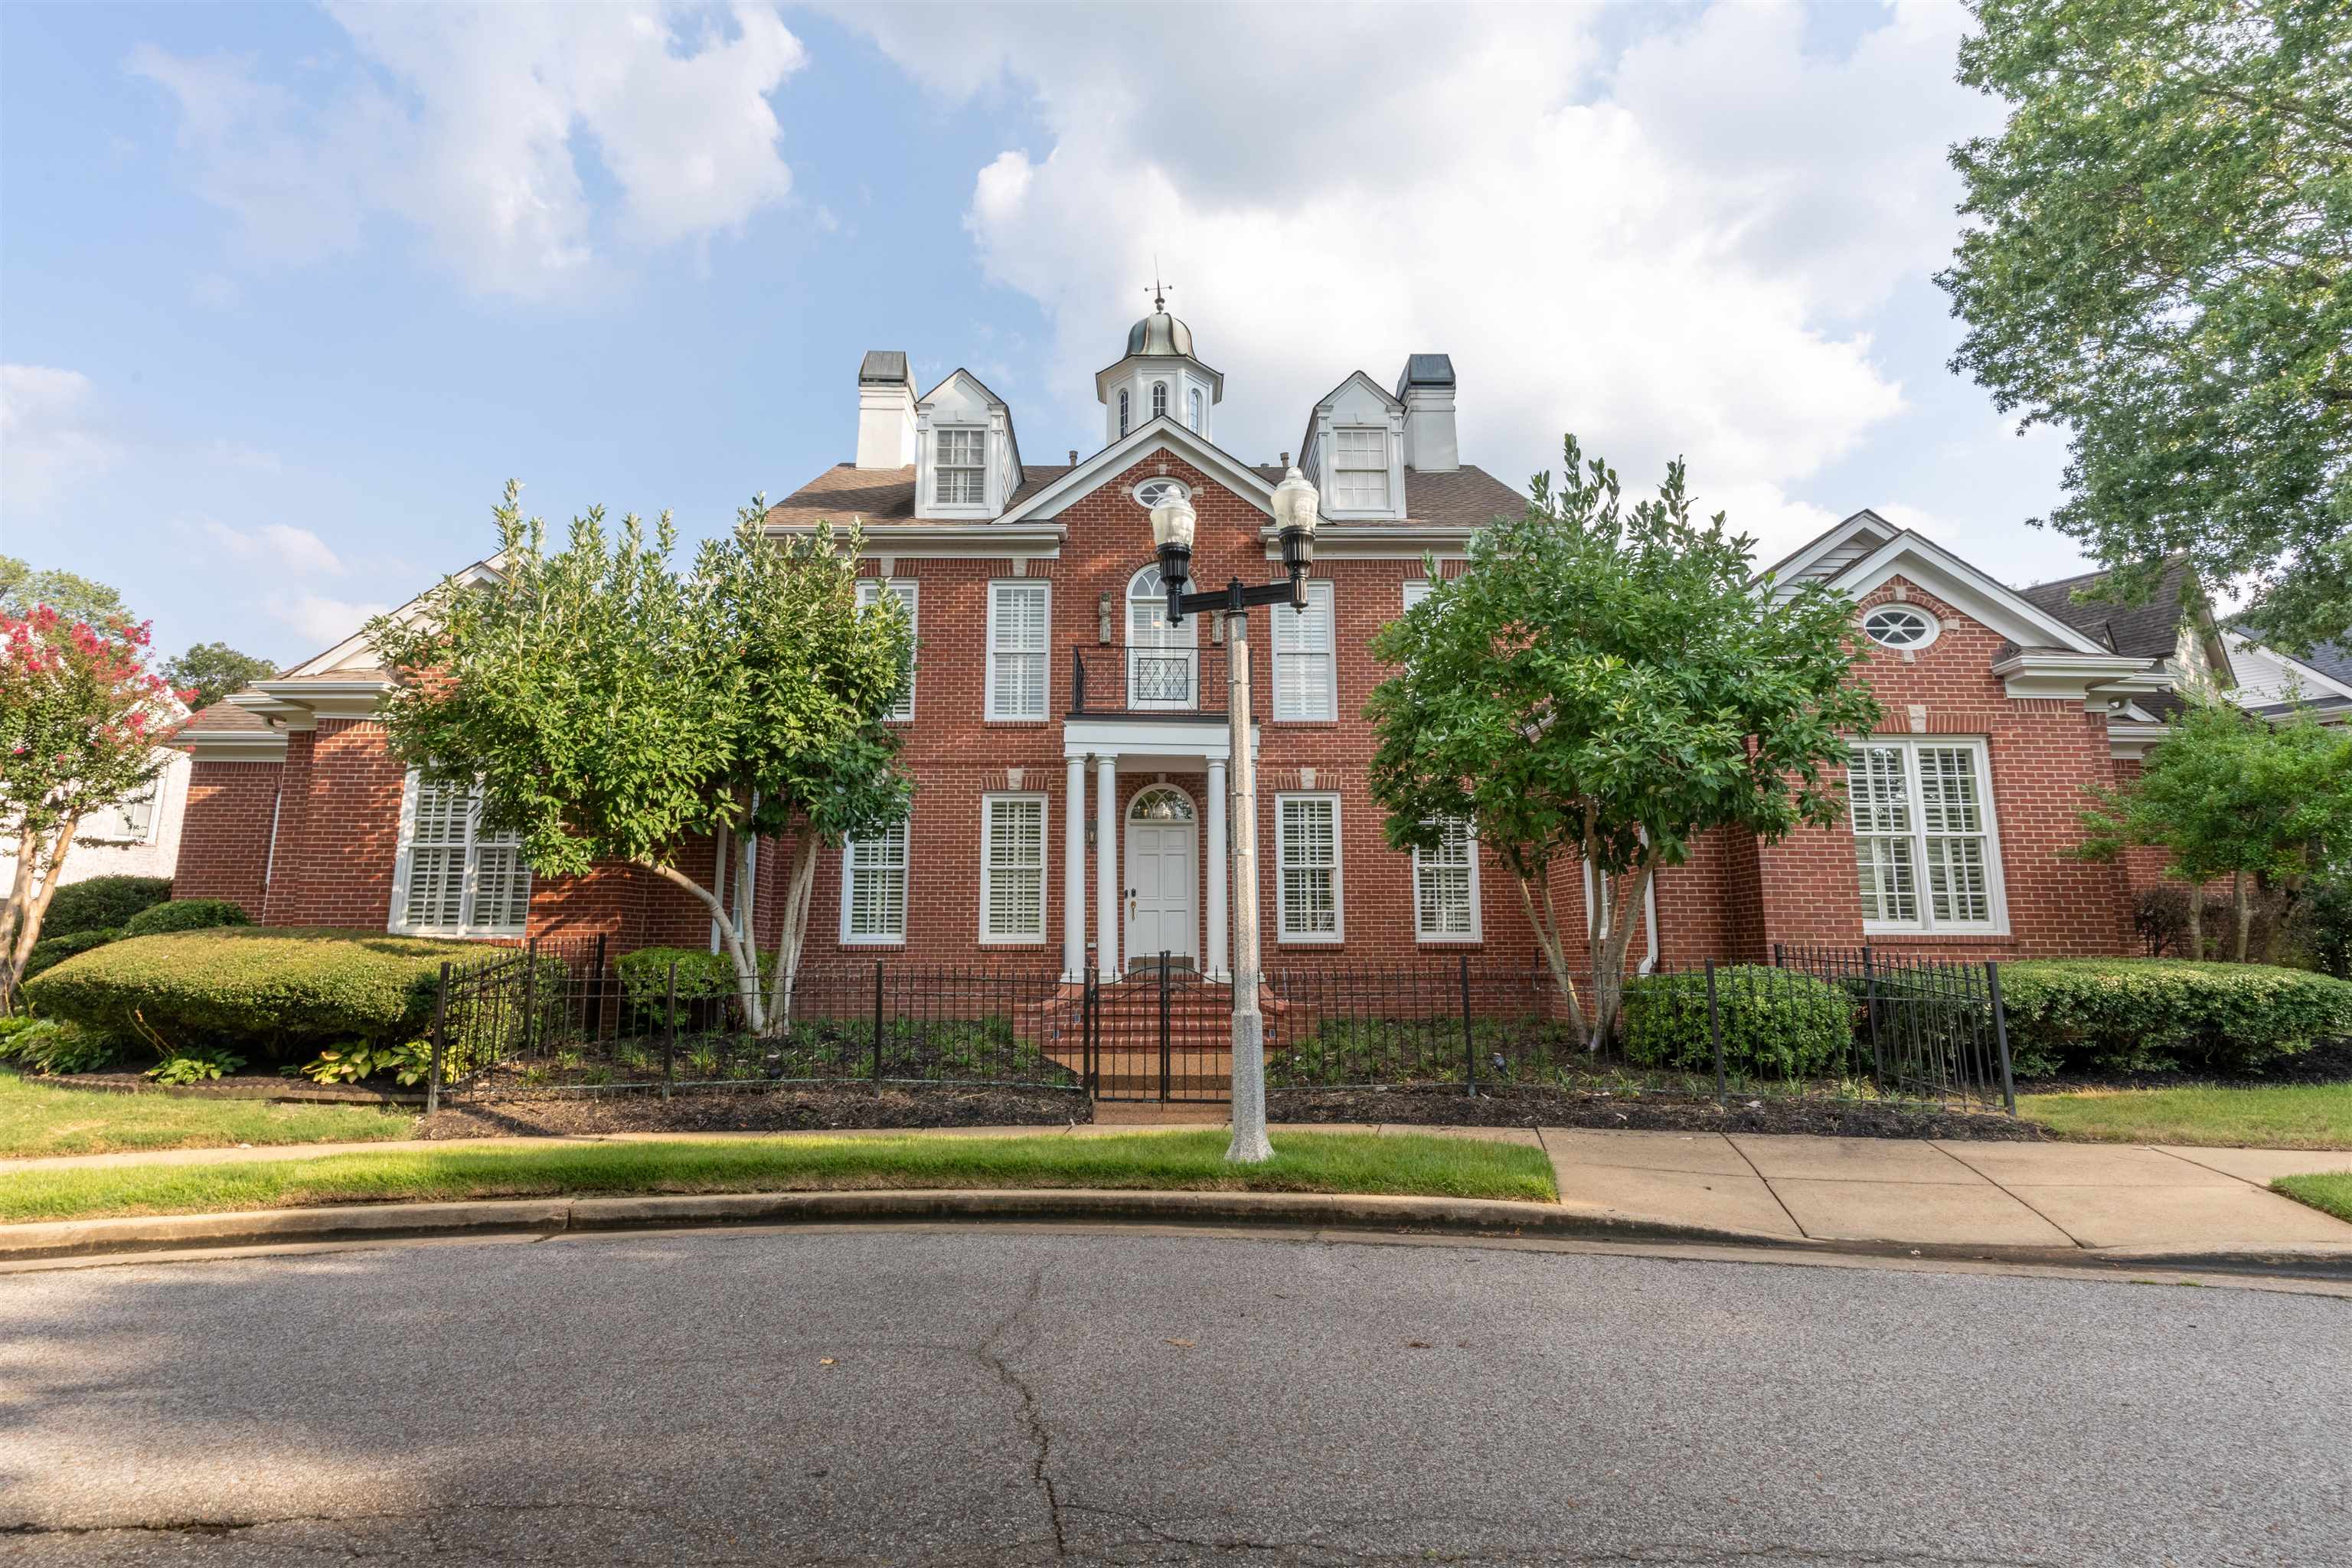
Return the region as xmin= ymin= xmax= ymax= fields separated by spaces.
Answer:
xmin=1149 ymin=466 xmax=1319 ymax=1164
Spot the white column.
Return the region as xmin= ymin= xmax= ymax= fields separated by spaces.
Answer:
xmin=1206 ymin=755 xmax=1229 ymax=981
xmin=1095 ymin=753 xmax=1119 ymax=982
xmin=1062 ymin=755 xmax=1086 ymax=983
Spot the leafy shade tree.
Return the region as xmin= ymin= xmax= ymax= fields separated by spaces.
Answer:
xmin=162 ymin=642 xmax=276 ymax=710
xmin=0 ymin=557 xmax=127 ymax=626
xmin=368 ymin=483 xmax=912 ymax=1031
xmin=2076 ymin=699 xmax=2352 ymax=961
xmin=1367 ymin=437 xmax=1883 ymax=1047
xmin=2 ymin=607 xmax=183 ymax=1009
xmin=1937 ymin=0 xmax=2352 ymax=653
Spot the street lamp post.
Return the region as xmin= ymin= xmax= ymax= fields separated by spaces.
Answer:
xmin=1152 ymin=466 xmax=1318 ymax=1164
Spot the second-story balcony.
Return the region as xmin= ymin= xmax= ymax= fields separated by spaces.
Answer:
xmin=1069 ymin=644 xmax=1230 ymax=719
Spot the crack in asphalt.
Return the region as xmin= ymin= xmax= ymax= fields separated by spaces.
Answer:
xmin=974 ymin=1262 xmax=1070 ymax=1558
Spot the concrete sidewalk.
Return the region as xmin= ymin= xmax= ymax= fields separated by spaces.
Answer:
xmin=7 ymin=1123 xmax=2350 ymax=1259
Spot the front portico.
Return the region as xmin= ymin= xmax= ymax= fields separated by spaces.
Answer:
xmin=1061 ymin=717 xmax=1259 ymax=984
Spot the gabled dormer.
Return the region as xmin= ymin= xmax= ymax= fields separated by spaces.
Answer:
xmin=1298 ymin=371 xmax=1407 ymax=521
xmin=914 ymin=369 xmax=1021 ymax=521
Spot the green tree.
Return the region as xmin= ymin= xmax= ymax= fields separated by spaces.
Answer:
xmin=368 ymin=482 xmax=913 ymax=1031
xmin=1937 ymin=0 xmax=2352 ymax=654
xmin=1366 ymin=437 xmax=1883 ymax=1047
xmin=2 ymin=606 xmax=181 ymax=1009
xmin=161 ymin=641 xmax=276 ymax=710
xmin=0 ymin=556 xmax=128 ymax=625
xmin=2076 ymin=699 xmax=2352 ymax=960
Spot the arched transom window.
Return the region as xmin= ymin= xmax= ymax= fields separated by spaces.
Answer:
xmin=1126 ymin=564 xmax=1198 ymax=707
xmin=1129 ymin=785 xmax=1194 ymax=822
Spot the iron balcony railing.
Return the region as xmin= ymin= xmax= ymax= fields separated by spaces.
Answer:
xmin=1069 ymin=643 xmax=1230 ymax=718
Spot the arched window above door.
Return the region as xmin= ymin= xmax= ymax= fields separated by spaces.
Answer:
xmin=1129 ymin=786 xmax=1194 ymax=822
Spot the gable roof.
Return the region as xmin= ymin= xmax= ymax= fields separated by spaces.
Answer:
xmin=763 ymin=463 xmax=1070 ymax=533
xmin=1297 ymin=370 xmax=1403 ymax=471
xmin=1777 ymin=511 xmax=2119 ymax=658
xmin=2014 ymin=558 xmax=2197 ymax=660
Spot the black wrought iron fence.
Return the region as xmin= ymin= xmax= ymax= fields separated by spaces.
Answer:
xmin=427 ymin=944 xmax=1085 ymax=1108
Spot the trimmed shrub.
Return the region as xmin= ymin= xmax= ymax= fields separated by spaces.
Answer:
xmin=1997 ymin=959 xmax=2352 ymax=1077
xmin=122 ymin=898 xmax=255 ymax=938
xmin=42 ymin=876 xmax=175 ymax=939
xmin=1620 ymin=966 xmax=1854 ymax=1080
xmin=616 ymin=946 xmax=773 ymax=1031
xmin=22 ymin=927 xmax=122 ymax=982
xmin=24 ymin=927 xmax=488 ymax=1060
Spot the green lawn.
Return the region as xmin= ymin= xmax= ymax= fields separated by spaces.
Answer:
xmin=0 ymin=1129 xmax=1558 ymax=1223
xmin=0 ymin=1069 xmax=420 ymax=1158
xmin=2017 ymin=1082 xmax=2352 ymax=1150
xmin=2273 ymin=1171 xmax=2352 ymax=1223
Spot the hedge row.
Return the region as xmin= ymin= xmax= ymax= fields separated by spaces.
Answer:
xmin=1997 ymin=960 xmax=2352 ymax=1077
xmin=42 ymin=876 xmax=174 ymax=939
xmin=24 ymin=928 xmax=489 ymax=1060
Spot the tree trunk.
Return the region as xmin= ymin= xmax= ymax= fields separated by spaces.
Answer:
xmin=1586 ymin=858 xmax=1656 ymax=1051
xmin=635 ymin=858 xmax=764 ymax=1033
xmin=1513 ymin=874 xmax=1590 ymax=1043
xmin=2184 ymin=884 xmax=2205 ymax=961
xmin=766 ymin=832 xmax=822 ymax=1034
xmin=2232 ymin=870 xmax=2252 ymax=964
xmin=1 ymin=816 xmax=76 ymax=1012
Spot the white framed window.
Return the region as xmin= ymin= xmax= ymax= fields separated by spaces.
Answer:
xmin=1276 ymin=792 xmax=1343 ymax=942
xmin=1334 ymin=427 xmax=1390 ymax=510
xmin=1847 ymin=737 xmax=2007 ymax=934
xmin=1132 ymin=477 xmax=1189 ymax=510
xmin=1152 ymin=381 xmax=1168 ymax=420
xmin=1272 ymin=579 xmax=1335 ymax=720
xmin=390 ymin=771 xmax=532 ymax=939
xmin=1117 ymin=389 xmax=1130 ymax=437
xmin=857 ymin=578 xmax=917 ymax=722
xmin=987 ymin=580 xmax=1051 ymax=720
xmin=1187 ymin=387 xmax=1204 ymax=432
xmin=82 ymin=780 xmax=161 ymax=844
xmin=933 ymin=427 xmax=986 ymax=506
xmin=1413 ymin=818 xmax=1480 ymax=941
xmin=1861 ymin=605 xmax=1939 ymax=650
xmin=980 ymin=793 xmax=1047 ymax=942
xmin=841 ymin=818 xmax=909 ymax=943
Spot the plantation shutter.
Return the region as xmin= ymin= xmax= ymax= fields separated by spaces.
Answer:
xmin=1919 ymin=746 xmax=1992 ymax=925
xmin=858 ymin=579 xmax=917 ymax=721
xmin=403 ymin=776 xmax=472 ymax=932
xmin=1415 ymin=818 xmax=1475 ymax=937
xmin=846 ymin=822 xmax=908 ymax=940
xmin=1847 ymin=745 xmax=1917 ymax=924
xmin=1272 ymin=581 xmax=1335 ymax=719
xmin=1278 ymin=796 xmax=1340 ymax=939
xmin=983 ymin=796 xmax=1045 ymax=940
xmin=989 ymin=583 xmax=1049 ymax=719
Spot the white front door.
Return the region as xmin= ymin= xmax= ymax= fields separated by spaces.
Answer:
xmin=1125 ymin=818 xmax=1197 ymax=970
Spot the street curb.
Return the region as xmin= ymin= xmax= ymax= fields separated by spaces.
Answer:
xmin=7 ymin=1187 xmax=2352 ymax=1274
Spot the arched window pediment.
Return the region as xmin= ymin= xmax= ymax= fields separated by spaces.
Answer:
xmin=1128 ymin=785 xmax=1194 ymax=822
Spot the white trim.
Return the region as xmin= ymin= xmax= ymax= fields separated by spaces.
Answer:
xmin=1274 ymin=791 xmax=1344 ymax=943
xmin=387 ymin=769 xmax=533 ymax=939
xmin=995 ymin=417 xmax=1275 ymax=528
xmin=766 ymin=523 xmax=1065 ymax=561
xmin=1847 ymin=737 xmax=2011 ymax=937
xmin=285 ymin=559 xmax=505 ymax=678
xmin=1122 ymin=784 xmax=1199 ymax=968
xmin=857 ymin=577 xmax=918 ymax=722
xmin=839 ymin=818 xmax=910 ymax=945
xmin=1860 ymin=603 xmax=1939 ymax=651
xmin=1261 ymin=524 xmax=1475 ymax=560
xmin=1760 ymin=509 xmax=1897 ymax=591
xmin=979 ymin=792 xmax=1050 ymax=946
xmin=1131 ymin=477 xmax=1191 ymax=510
xmin=1412 ymin=818 xmax=1481 ymax=942
xmin=986 ymin=580 xmax=1052 ymax=720
xmin=1831 ymin=534 xmax=2115 ymax=656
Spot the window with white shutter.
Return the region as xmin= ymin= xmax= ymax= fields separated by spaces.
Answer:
xmin=841 ymin=819 xmax=909 ymax=942
xmin=934 ymin=428 xmax=986 ymax=506
xmin=858 ymin=578 xmax=918 ymax=722
xmin=1276 ymin=793 xmax=1342 ymax=942
xmin=1272 ymin=580 xmax=1335 ymax=720
xmin=1413 ymin=818 xmax=1479 ymax=940
xmin=988 ymin=581 xmax=1050 ymax=720
xmin=1400 ymin=579 xmax=1436 ymax=616
xmin=390 ymin=771 xmax=533 ymax=938
xmin=1846 ymin=737 xmax=2006 ymax=933
xmin=980 ymin=794 xmax=1047 ymax=942
xmin=1334 ymin=428 xmax=1390 ymax=510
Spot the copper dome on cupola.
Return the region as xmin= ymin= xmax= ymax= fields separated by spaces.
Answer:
xmin=1125 ymin=308 xmax=1195 ymax=358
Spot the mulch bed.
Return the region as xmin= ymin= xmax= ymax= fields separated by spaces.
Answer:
xmin=1267 ymin=1083 xmax=2048 ymax=1142
xmin=2020 ymin=1037 xmax=2352 ymax=1095
xmin=413 ymin=1083 xmax=1092 ymax=1140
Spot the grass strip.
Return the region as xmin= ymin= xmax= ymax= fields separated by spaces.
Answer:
xmin=2272 ymin=1171 xmax=2352 ymax=1224
xmin=0 ymin=1130 xmax=1558 ymax=1223
xmin=2016 ymin=1083 xmax=2352 ymax=1150
xmin=0 ymin=1068 xmax=419 ymax=1158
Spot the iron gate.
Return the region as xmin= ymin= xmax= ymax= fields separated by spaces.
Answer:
xmin=1083 ymin=953 xmax=1236 ymax=1102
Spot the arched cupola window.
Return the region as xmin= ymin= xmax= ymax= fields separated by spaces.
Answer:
xmin=1187 ymin=387 xmax=1203 ymax=432
xmin=1152 ymin=382 xmax=1168 ymax=420
xmin=1118 ymin=388 xmax=1130 ymax=437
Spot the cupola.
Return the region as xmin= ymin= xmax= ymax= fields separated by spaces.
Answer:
xmin=1096 ymin=282 xmax=1223 ymax=447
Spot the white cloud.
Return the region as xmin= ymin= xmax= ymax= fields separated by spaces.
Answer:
xmin=201 ymin=519 xmax=346 ymax=578
xmin=844 ymin=0 xmax=1998 ymax=554
xmin=129 ymin=2 xmax=808 ymax=299
xmin=273 ymin=591 xmax=390 ymax=648
xmin=1 ymin=364 xmax=122 ymax=514
xmin=204 ymin=439 xmax=283 ymax=475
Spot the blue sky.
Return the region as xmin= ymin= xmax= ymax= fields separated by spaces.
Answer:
xmin=1 ymin=1 xmax=2088 ymax=670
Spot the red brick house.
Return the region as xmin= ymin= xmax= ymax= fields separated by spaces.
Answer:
xmin=170 ymin=306 xmax=2223 ymax=979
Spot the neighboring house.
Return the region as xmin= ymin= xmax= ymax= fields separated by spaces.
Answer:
xmin=169 ymin=304 xmax=2223 ymax=975
xmin=2223 ymin=631 xmax=2352 ymax=726
xmin=0 ymin=740 xmax=192 ymax=897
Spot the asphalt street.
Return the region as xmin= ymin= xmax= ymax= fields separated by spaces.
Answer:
xmin=1 ymin=1226 xmax=2345 ymax=1566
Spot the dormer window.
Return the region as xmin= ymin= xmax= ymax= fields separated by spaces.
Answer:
xmin=1118 ymin=389 xmax=1130 ymax=437
xmin=1334 ymin=428 xmax=1390 ymax=510
xmin=1152 ymin=382 xmax=1168 ymax=420
xmin=935 ymin=428 xmax=986 ymax=505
